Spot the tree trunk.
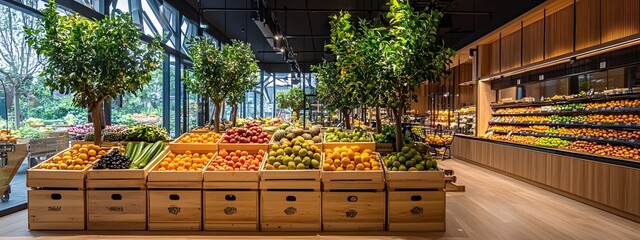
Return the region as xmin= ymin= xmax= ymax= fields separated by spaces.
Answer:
xmin=341 ymin=108 xmax=351 ymax=130
xmin=393 ymin=107 xmax=404 ymax=151
xmin=375 ymin=106 xmax=382 ymax=133
xmin=90 ymin=101 xmax=103 ymax=146
xmin=13 ymin=88 xmax=20 ymax=129
xmin=213 ymin=102 xmax=222 ymax=133
xmin=231 ymin=104 xmax=238 ymax=126
xmin=221 ymin=102 xmax=226 ymax=121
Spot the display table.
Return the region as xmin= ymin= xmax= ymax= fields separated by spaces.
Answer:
xmin=451 ymin=135 xmax=640 ymax=222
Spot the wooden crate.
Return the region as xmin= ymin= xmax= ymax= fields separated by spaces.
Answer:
xmin=71 ymin=141 xmax=121 ymax=148
xmin=28 ymin=189 xmax=85 ymax=230
xmin=218 ymin=133 xmax=272 ymax=152
xmin=27 ymin=147 xmax=98 ymax=189
xmin=170 ymin=133 xmax=220 ymax=152
xmin=375 ymin=143 xmax=394 ymax=153
xmin=0 ymin=141 xmax=28 ymax=195
xmin=259 ymin=155 xmax=320 ymax=191
xmin=146 ymin=147 xmax=215 ymax=189
xmin=86 ymin=189 xmax=147 ymax=230
xmin=202 ymin=151 xmax=262 ymax=190
xmin=387 ymin=190 xmax=445 ymax=232
xmin=260 ymin=190 xmax=321 ymax=231
xmin=320 ymin=153 xmax=385 ymax=191
xmin=203 ymin=190 xmax=258 ymax=231
xmin=383 ymin=163 xmax=445 ymax=190
xmin=322 ymin=191 xmax=385 ymax=231
xmin=148 ymin=190 xmax=202 ymax=230
xmin=323 ymin=132 xmax=376 ymax=152
xmin=86 ymin=146 xmax=168 ymax=189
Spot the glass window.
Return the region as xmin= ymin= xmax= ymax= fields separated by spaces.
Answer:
xmin=169 ymin=55 xmax=177 ymax=137
xmin=544 ymin=78 xmax=569 ymax=98
xmin=111 ymin=66 xmax=163 ymax=126
xmin=498 ymin=87 xmax=516 ymax=101
xmin=607 ymin=67 xmax=625 ymax=89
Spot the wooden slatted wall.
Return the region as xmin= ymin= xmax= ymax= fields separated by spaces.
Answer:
xmin=490 ymin=40 xmax=501 ymax=75
xmin=522 ymin=19 xmax=545 ymax=66
xmin=545 ymin=6 xmax=574 ymax=58
xmin=576 ymin=0 xmax=601 ymax=50
xmin=501 ymin=30 xmax=522 ymax=71
xmin=602 ymin=0 xmax=640 ymax=43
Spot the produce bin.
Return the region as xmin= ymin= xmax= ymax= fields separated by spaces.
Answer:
xmin=259 ymin=157 xmax=321 ymax=231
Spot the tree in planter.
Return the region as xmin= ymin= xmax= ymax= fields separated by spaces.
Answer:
xmin=225 ymin=41 xmax=259 ymax=126
xmin=24 ymin=0 xmax=163 ymax=145
xmin=275 ymin=87 xmax=304 ymax=120
xmin=185 ymin=36 xmax=225 ymax=132
xmin=312 ymin=61 xmax=358 ymax=129
xmin=379 ymin=0 xmax=455 ymax=150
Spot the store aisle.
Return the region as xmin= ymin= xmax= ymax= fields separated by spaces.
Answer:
xmin=0 ymin=159 xmax=638 ymax=240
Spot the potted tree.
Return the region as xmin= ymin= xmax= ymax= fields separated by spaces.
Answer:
xmin=225 ymin=41 xmax=259 ymax=127
xmin=276 ymin=87 xmax=305 ymax=120
xmin=24 ymin=0 xmax=163 ymax=146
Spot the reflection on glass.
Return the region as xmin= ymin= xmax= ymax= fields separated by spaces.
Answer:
xmin=544 ymin=78 xmax=569 ymax=98
xmin=498 ymin=87 xmax=516 ymax=100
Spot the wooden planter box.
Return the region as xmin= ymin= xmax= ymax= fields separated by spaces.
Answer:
xmin=170 ymin=133 xmax=221 ymax=152
xmin=320 ymin=153 xmax=385 ymax=191
xmin=387 ymin=190 xmax=446 ymax=232
xmin=86 ymin=189 xmax=147 ymax=230
xmin=202 ymin=151 xmax=262 ymax=190
xmin=28 ymin=189 xmax=85 ymax=230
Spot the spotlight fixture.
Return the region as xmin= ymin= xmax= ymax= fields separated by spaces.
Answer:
xmin=280 ymin=48 xmax=285 ymax=53
xmin=469 ymin=48 xmax=477 ymax=57
xmin=274 ymin=34 xmax=282 ymax=40
xmin=569 ymin=57 xmax=577 ymax=64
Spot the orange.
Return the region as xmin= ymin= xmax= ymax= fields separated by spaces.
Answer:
xmin=354 ymin=155 xmax=362 ymax=163
xmin=341 ymin=157 xmax=351 ymax=165
xmin=356 ymin=163 xmax=365 ymax=170
xmin=350 ymin=146 xmax=360 ymax=152
xmin=364 ymin=162 xmax=371 ymax=168
xmin=158 ymin=167 xmax=166 ymax=171
xmin=78 ymin=153 xmax=88 ymax=160
xmin=79 ymin=148 xmax=88 ymax=154
xmin=167 ymin=163 xmax=176 ymax=170
xmin=336 ymin=167 xmax=344 ymax=171
xmin=372 ymin=166 xmax=380 ymax=170
xmin=332 ymin=151 xmax=341 ymax=159
xmin=331 ymin=165 xmax=337 ymax=171
xmin=346 ymin=164 xmax=355 ymax=170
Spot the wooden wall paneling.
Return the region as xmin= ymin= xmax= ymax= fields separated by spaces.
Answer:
xmin=490 ymin=40 xmax=501 ymax=75
xmin=522 ymin=19 xmax=545 ymax=65
xmin=545 ymin=5 xmax=575 ymax=58
xmin=593 ymin=162 xmax=610 ymax=206
xmin=478 ymin=44 xmax=492 ymax=78
xmin=576 ymin=0 xmax=601 ymax=50
xmin=601 ymin=0 xmax=640 ymax=43
xmin=625 ymin=168 xmax=640 ymax=215
xmin=500 ymin=30 xmax=522 ymax=72
xmin=608 ymin=165 xmax=626 ymax=211
xmin=476 ymin=80 xmax=495 ymax=136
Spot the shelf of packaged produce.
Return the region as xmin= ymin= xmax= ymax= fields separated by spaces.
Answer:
xmin=454 ymin=135 xmax=640 ymax=168
xmin=489 ymin=121 xmax=640 ymax=130
xmin=492 ymin=107 xmax=640 ymax=116
xmin=491 ymin=130 xmax=640 ymax=148
xmin=490 ymin=93 xmax=640 ymax=109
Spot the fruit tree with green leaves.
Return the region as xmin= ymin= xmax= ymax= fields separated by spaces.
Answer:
xmin=225 ymin=40 xmax=259 ymax=126
xmin=185 ymin=36 xmax=225 ymax=132
xmin=380 ymin=0 xmax=455 ymax=150
xmin=24 ymin=0 xmax=163 ymax=145
xmin=275 ymin=87 xmax=305 ymax=120
xmin=312 ymin=61 xmax=359 ymax=129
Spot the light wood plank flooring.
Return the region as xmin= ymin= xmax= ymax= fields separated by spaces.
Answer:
xmin=1 ymin=159 xmax=638 ymax=240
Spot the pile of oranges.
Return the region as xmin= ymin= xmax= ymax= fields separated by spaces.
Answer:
xmin=322 ymin=146 xmax=381 ymax=171
xmin=156 ymin=150 xmax=214 ymax=171
xmin=178 ymin=132 xmax=221 ymax=144
xmin=37 ymin=144 xmax=105 ymax=170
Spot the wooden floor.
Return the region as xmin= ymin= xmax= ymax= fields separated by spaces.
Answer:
xmin=1 ymin=159 xmax=639 ymax=240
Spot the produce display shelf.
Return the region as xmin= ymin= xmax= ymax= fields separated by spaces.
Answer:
xmin=85 ymin=146 xmax=168 ymax=189
xmin=490 ymin=92 xmax=640 ymax=109
xmin=489 ymin=121 xmax=640 ymax=130
xmin=492 ymin=107 xmax=640 ymax=116
xmin=170 ymin=133 xmax=221 ymax=152
xmin=491 ymin=130 xmax=640 ymax=148
xmin=475 ymin=136 xmax=640 ymax=166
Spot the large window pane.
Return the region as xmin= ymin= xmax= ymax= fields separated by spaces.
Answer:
xmin=111 ymin=68 xmax=163 ymax=126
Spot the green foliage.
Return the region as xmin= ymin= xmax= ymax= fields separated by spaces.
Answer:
xmin=24 ymin=0 xmax=163 ymax=144
xmin=24 ymin=0 xmax=163 ymax=109
xmin=276 ymin=87 xmax=305 ymax=116
xmin=313 ymin=61 xmax=357 ymax=113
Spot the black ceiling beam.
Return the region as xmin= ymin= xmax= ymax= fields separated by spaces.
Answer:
xmin=164 ymin=0 xmax=230 ymax=43
xmin=201 ymin=7 xmax=493 ymax=16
